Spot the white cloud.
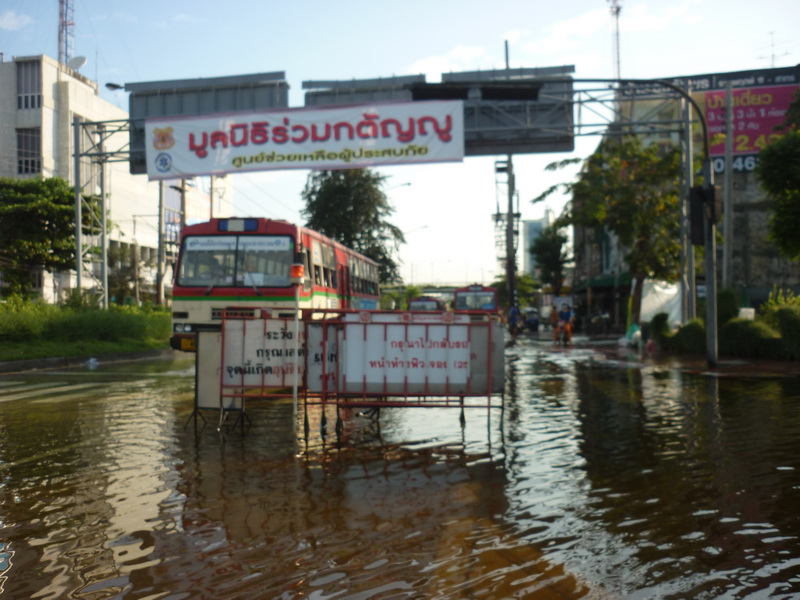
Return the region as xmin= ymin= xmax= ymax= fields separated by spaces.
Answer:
xmin=0 ymin=9 xmax=33 ymax=31
xmin=405 ymin=45 xmax=495 ymax=81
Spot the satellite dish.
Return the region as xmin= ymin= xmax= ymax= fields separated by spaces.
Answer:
xmin=67 ymin=56 xmax=87 ymax=71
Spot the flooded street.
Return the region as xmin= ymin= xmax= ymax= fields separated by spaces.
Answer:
xmin=1 ymin=339 xmax=800 ymax=599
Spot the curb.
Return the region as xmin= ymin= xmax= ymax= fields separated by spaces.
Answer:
xmin=0 ymin=349 xmax=183 ymax=374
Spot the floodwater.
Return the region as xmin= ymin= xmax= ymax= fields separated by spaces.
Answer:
xmin=1 ymin=339 xmax=800 ymax=599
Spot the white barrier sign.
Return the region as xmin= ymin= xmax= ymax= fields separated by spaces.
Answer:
xmin=222 ymin=319 xmax=305 ymax=388
xmin=337 ymin=312 xmax=490 ymax=395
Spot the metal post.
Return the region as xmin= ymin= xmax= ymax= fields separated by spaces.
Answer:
xmin=98 ymin=125 xmax=109 ymax=309
xmin=722 ymin=82 xmax=734 ymax=289
xmin=180 ymin=178 xmax=187 ymax=231
xmin=703 ymin=159 xmax=718 ymax=367
xmin=73 ymin=116 xmax=82 ymax=292
xmin=157 ymin=181 xmax=165 ymax=305
xmin=682 ymin=92 xmax=696 ymax=322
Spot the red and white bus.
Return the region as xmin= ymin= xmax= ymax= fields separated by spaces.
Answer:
xmin=408 ymin=295 xmax=448 ymax=311
xmin=453 ymin=284 xmax=499 ymax=313
xmin=170 ymin=217 xmax=380 ymax=351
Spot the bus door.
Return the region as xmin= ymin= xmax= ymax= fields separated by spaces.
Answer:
xmin=338 ymin=264 xmax=351 ymax=309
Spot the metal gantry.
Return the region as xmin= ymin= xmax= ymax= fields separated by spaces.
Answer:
xmin=72 ymin=79 xmax=713 ymax=361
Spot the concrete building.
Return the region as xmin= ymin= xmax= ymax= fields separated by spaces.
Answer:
xmin=0 ymin=53 xmax=231 ymax=303
xmin=521 ymin=209 xmax=555 ymax=281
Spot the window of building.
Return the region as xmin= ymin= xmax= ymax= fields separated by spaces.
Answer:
xmin=16 ymin=60 xmax=42 ymax=110
xmin=16 ymin=128 xmax=41 ymax=174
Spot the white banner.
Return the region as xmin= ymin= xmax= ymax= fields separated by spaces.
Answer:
xmin=144 ymin=101 xmax=464 ymax=179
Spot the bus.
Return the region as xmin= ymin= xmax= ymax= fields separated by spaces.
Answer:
xmin=170 ymin=217 xmax=380 ymax=351
xmin=408 ymin=295 xmax=448 ymax=311
xmin=453 ymin=284 xmax=499 ymax=313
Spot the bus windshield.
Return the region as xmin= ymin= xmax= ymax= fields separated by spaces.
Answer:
xmin=177 ymin=235 xmax=294 ymax=288
xmin=454 ymin=291 xmax=497 ymax=311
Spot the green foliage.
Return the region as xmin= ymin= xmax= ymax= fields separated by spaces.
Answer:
xmin=759 ymin=286 xmax=800 ymax=329
xmin=380 ymin=289 xmax=400 ymax=310
xmin=649 ymin=312 xmax=671 ymax=342
xmin=719 ymin=318 xmax=781 ymax=359
xmin=775 ymin=306 xmax=800 ymax=360
xmin=756 ymin=90 xmax=800 ymax=261
xmin=756 ymin=131 xmax=800 ymax=260
xmin=490 ymin=273 xmax=538 ymax=310
xmin=62 ymin=288 xmax=102 ymax=310
xmin=659 ymin=319 xmax=706 ymax=354
xmin=0 ymin=177 xmax=100 ymax=296
xmin=0 ymin=297 xmax=61 ymax=342
xmin=539 ymin=136 xmax=683 ymax=324
xmin=0 ymin=298 xmax=169 ymax=353
xmin=530 ymin=226 xmax=569 ymax=297
xmin=402 ymin=285 xmax=422 ymax=309
xmin=717 ymin=288 xmax=740 ymax=327
xmin=301 ymin=169 xmax=405 ymax=283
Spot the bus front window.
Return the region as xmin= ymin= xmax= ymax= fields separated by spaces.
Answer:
xmin=177 ymin=236 xmax=237 ymax=286
xmin=235 ymin=236 xmax=293 ymax=288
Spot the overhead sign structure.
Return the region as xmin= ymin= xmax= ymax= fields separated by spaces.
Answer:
xmin=143 ymin=100 xmax=465 ymax=180
xmin=619 ymin=65 xmax=800 ymax=172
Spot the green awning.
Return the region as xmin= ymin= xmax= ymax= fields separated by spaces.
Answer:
xmin=573 ymin=272 xmax=632 ymax=292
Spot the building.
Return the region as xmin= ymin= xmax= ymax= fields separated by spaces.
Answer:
xmin=571 ymin=65 xmax=800 ymax=328
xmin=0 ymin=53 xmax=231 ymax=304
xmin=521 ymin=218 xmax=546 ymax=280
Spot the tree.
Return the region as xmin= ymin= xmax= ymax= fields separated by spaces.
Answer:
xmin=536 ymin=136 xmax=682 ymax=325
xmin=756 ymin=89 xmax=800 ymax=260
xmin=0 ymin=177 xmax=83 ymax=296
xmin=491 ymin=272 xmax=538 ymax=310
xmin=530 ymin=226 xmax=570 ymax=297
xmin=301 ymin=169 xmax=405 ymax=284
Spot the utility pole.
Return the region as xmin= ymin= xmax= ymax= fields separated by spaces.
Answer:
xmin=506 ymin=156 xmax=517 ymax=310
xmin=98 ymin=124 xmax=108 ymax=308
xmin=504 ymin=40 xmax=518 ymax=313
xmin=609 ymin=0 xmax=622 ymax=81
xmin=73 ymin=116 xmax=82 ymax=293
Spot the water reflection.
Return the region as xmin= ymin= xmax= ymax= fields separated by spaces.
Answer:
xmin=0 ymin=346 xmax=799 ymax=598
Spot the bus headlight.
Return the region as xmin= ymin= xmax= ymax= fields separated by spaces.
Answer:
xmin=184 ymin=324 xmax=192 ymax=332
xmin=174 ymin=323 xmax=184 ymax=333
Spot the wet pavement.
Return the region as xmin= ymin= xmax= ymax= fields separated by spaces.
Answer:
xmin=1 ymin=338 xmax=799 ymax=598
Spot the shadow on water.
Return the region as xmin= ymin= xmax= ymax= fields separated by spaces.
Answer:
xmin=1 ymin=346 xmax=800 ymax=598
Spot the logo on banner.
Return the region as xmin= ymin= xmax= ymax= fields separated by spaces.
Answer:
xmin=154 ymin=152 xmax=173 ymax=173
xmin=152 ymin=127 xmax=176 ymax=150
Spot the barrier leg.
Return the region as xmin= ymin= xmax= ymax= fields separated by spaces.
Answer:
xmin=335 ymin=407 xmax=344 ymax=437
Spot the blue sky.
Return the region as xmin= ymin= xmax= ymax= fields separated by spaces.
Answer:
xmin=2 ymin=0 xmax=798 ymax=285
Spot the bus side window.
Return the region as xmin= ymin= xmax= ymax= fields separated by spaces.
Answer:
xmin=314 ymin=265 xmax=322 ymax=286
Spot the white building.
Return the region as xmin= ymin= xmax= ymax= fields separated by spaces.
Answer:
xmin=0 ymin=53 xmax=231 ymax=303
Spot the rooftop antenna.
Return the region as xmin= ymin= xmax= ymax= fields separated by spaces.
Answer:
xmin=608 ymin=0 xmax=622 ymax=81
xmin=759 ymin=31 xmax=789 ymax=68
xmin=58 ymin=0 xmax=75 ymax=65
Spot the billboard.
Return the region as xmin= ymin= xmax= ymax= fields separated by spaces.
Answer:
xmin=620 ymin=65 xmax=800 ymax=173
xmin=143 ymin=100 xmax=464 ymax=179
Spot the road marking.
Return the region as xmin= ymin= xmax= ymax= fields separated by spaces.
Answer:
xmin=0 ymin=383 xmax=102 ymax=402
